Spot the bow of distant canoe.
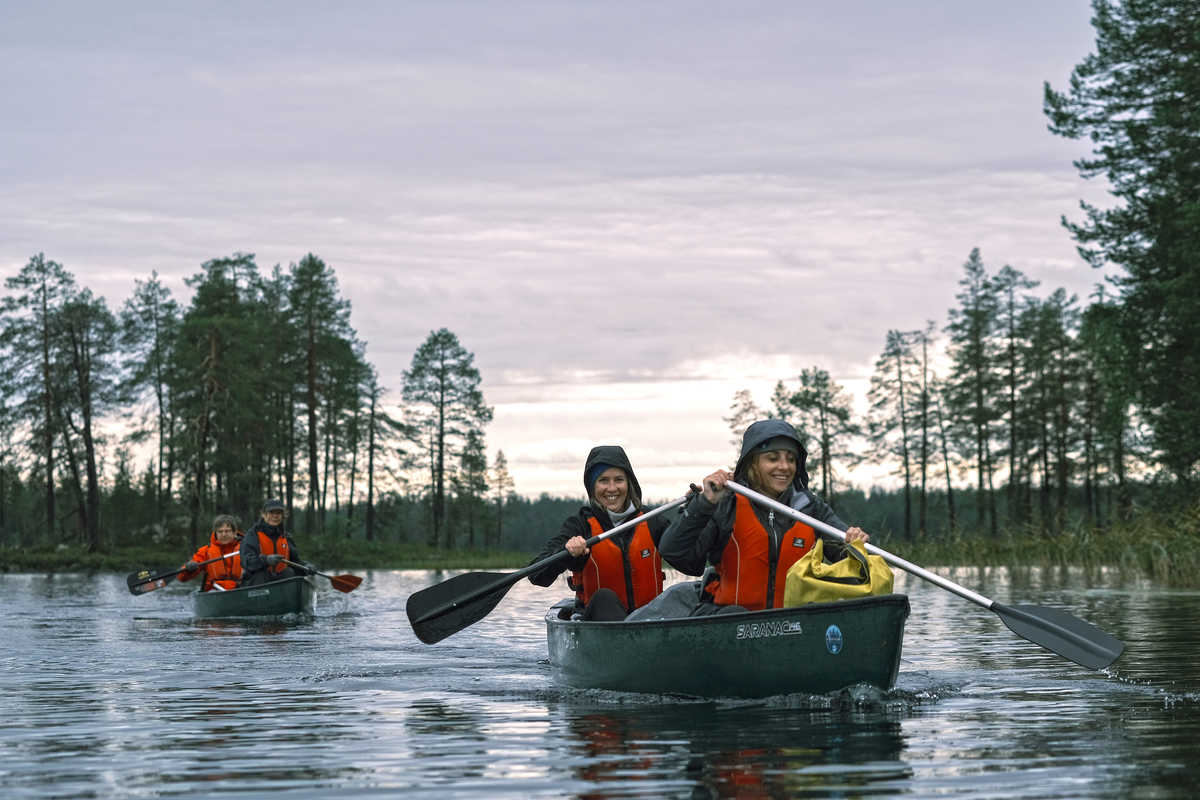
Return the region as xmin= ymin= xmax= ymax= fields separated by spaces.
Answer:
xmin=193 ymin=575 xmax=316 ymax=619
xmin=545 ymin=593 xmax=910 ymax=698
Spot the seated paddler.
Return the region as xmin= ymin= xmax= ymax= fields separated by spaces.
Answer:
xmin=239 ymin=498 xmax=312 ymax=586
xmin=178 ymin=513 xmax=243 ymax=592
xmin=659 ymin=418 xmax=870 ymax=614
xmin=527 ymin=445 xmax=670 ymax=621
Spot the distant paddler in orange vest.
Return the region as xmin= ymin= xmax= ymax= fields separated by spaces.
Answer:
xmin=527 ymin=446 xmax=672 ymax=620
xmin=178 ymin=514 xmax=243 ymax=592
xmin=239 ymin=498 xmax=312 ymax=586
xmin=660 ymin=419 xmax=870 ymax=613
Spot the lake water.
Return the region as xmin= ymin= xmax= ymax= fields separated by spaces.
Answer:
xmin=2 ymin=565 xmax=1198 ymax=798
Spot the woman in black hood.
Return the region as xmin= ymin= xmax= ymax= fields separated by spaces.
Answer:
xmin=527 ymin=445 xmax=672 ymax=621
xmin=659 ymin=419 xmax=870 ymax=614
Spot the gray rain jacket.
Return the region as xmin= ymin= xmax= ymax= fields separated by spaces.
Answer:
xmin=658 ymin=419 xmax=852 ymax=576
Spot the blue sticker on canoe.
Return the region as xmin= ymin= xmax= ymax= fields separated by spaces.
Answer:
xmin=825 ymin=624 xmax=843 ymax=654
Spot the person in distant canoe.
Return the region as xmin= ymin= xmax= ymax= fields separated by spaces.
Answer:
xmin=239 ymin=498 xmax=311 ymax=586
xmin=527 ymin=445 xmax=672 ymax=621
xmin=659 ymin=418 xmax=870 ymax=614
xmin=178 ymin=514 xmax=243 ymax=592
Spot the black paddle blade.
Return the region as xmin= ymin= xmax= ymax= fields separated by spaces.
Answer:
xmin=406 ymin=571 xmax=518 ymax=644
xmin=994 ymin=602 xmax=1125 ymax=670
xmin=127 ymin=569 xmax=175 ymax=595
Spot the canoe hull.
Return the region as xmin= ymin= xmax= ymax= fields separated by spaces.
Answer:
xmin=546 ymin=593 xmax=909 ymax=698
xmin=193 ymin=576 xmax=315 ymax=619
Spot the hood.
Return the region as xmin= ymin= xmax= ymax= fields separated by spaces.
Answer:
xmin=733 ymin=419 xmax=810 ymax=490
xmin=582 ymin=445 xmax=643 ymax=509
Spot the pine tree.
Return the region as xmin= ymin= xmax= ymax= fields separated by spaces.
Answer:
xmin=491 ymin=449 xmax=515 ymax=547
xmin=287 ymin=253 xmax=355 ymax=534
xmin=55 ymin=289 xmax=121 ymax=551
xmin=785 ymin=367 xmax=859 ymax=501
xmin=1045 ymin=0 xmax=1200 ymax=482
xmin=867 ymin=330 xmax=918 ymax=538
xmin=723 ymin=389 xmax=762 ymax=455
xmin=992 ymin=264 xmax=1039 ymax=525
xmin=120 ymin=271 xmax=180 ymax=524
xmin=943 ymin=248 xmax=1001 ymax=535
xmin=402 ymin=328 xmax=493 ymax=548
xmin=0 ymin=254 xmax=77 ymax=536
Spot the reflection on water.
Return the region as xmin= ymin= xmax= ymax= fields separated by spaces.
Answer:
xmin=557 ymin=700 xmax=911 ymax=799
xmin=1 ymin=567 xmax=1198 ymax=798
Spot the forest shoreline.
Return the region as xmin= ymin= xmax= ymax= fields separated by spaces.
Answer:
xmin=4 ymin=515 xmax=1197 ymax=587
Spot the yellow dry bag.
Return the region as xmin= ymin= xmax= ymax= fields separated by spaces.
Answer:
xmin=783 ymin=538 xmax=894 ymax=607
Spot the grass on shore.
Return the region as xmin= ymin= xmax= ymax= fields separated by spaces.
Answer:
xmin=894 ymin=501 xmax=1200 ymax=586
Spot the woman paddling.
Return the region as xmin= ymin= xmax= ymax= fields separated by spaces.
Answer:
xmin=239 ymin=498 xmax=311 ymax=586
xmin=178 ymin=514 xmax=243 ymax=592
xmin=659 ymin=419 xmax=869 ymax=614
xmin=527 ymin=445 xmax=672 ymax=621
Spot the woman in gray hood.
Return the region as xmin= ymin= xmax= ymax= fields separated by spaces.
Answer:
xmin=527 ymin=445 xmax=672 ymax=620
xmin=659 ymin=419 xmax=870 ymax=614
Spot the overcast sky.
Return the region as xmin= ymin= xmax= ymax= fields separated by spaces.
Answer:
xmin=1 ymin=1 xmax=1115 ymax=500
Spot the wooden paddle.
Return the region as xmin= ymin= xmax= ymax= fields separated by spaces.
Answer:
xmin=725 ymin=480 xmax=1125 ymax=670
xmin=406 ymin=494 xmax=691 ymax=644
xmin=282 ymin=559 xmax=363 ymax=593
xmin=126 ymin=551 xmax=239 ymax=596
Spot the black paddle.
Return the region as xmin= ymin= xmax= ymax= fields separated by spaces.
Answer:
xmin=725 ymin=480 xmax=1124 ymax=670
xmin=126 ymin=550 xmax=239 ymax=596
xmin=282 ymin=559 xmax=363 ymax=593
xmin=406 ymin=494 xmax=690 ymax=644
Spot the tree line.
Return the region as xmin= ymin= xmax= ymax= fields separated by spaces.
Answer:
xmin=0 ymin=251 xmax=501 ymax=553
xmin=726 ymin=247 xmax=1156 ymax=542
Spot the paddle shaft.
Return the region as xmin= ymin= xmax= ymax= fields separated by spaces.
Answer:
xmin=724 ymin=481 xmax=993 ymax=607
xmin=725 ymin=480 xmax=1124 ymax=668
xmin=282 ymin=558 xmax=322 ymax=576
xmin=281 ymin=559 xmax=362 ymax=593
xmin=412 ymin=493 xmax=690 ymax=626
xmin=129 ymin=550 xmax=239 ymax=593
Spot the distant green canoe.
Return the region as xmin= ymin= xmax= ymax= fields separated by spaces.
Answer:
xmin=546 ymin=593 xmax=909 ymax=698
xmin=193 ymin=575 xmax=315 ymax=619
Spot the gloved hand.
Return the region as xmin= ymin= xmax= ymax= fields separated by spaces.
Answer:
xmin=264 ymin=554 xmax=284 ymax=566
xmin=184 ymin=560 xmax=200 ymax=571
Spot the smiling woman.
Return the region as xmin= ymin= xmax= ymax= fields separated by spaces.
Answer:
xmin=658 ymin=419 xmax=872 ymax=615
xmin=524 ymin=445 xmax=677 ymax=621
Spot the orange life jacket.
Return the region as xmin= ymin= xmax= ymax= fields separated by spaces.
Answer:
xmin=254 ymin=528 xmax=291 ymax=575
xmin=570 ymin=514 xmax=664 ymax=612
xmin=708 ymin=492 xmax=815 ymax=610
xmin=179 ymin=533 xmax=243 ymax=591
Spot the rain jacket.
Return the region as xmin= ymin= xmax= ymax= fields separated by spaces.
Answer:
xmin=527 ymin=445 xmax=670 ymax=613
xmin=239 ymin=520 xmax=302 ymax=585
xmin=659 ymin=419 xmax=853 ymax=609
xmin=178 ymin=531 xmax=243 ymax=592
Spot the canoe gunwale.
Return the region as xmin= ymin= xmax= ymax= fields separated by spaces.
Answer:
xmin=546 ymin=592 xmax=910 ymax=698
xmin=192 ymin=575 xmax=316 ymax=619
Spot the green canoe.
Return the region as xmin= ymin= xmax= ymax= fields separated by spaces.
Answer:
xmin=193 ymin=575 xmax=315 ymax=619
xmin=546 ymin=593 xmax=910 ymax=698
